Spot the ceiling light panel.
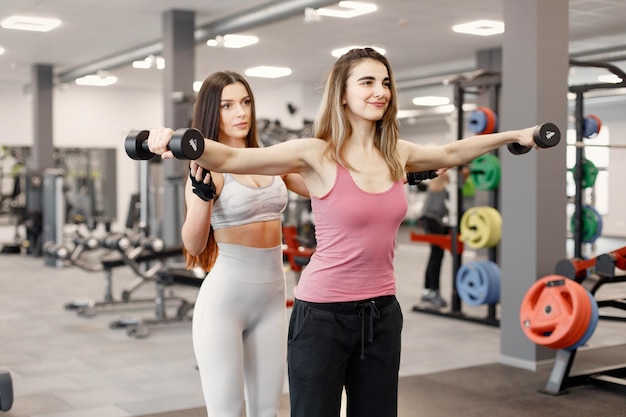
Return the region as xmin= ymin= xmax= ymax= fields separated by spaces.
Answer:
xmin=452 ymin=20 xmax=504 ymax=36
xmin=245 ymin=66 xmax=292 ymax=79
xmin=75 ymin=74 xmax=117 ymax=87
xmin=207 ymin=34 xmax=259 ymax=48
xmin=317 ymin=1 xmax=378 ymax=18
xmin=1 ymin=15 xmax=61 ymax=32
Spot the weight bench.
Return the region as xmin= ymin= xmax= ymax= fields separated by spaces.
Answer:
xmin=541 ymin=246 xmax=626 ymax=396
xmin=65 ymin=245 xmax=183 ymax=317
xmin=120 ymin=266 xmax=205 ymax=338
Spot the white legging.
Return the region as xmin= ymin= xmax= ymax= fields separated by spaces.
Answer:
xmin=192 ymin=243 xmax=287 ymax=417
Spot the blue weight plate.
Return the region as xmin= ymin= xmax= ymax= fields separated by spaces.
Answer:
xmin=566 ymin=289 xmax=599 ymax=351
xmin=456 ymin=261 xmax=490 ymax=306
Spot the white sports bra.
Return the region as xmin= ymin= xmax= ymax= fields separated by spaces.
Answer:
xmin=210 ymin=173 xmax=288 ymax=230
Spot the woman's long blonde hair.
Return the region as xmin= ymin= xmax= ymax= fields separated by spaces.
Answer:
xmin=314 ymin=47 xmax=404 ymax=181
xmin=183 ymin=71 xmax=259 ymax=271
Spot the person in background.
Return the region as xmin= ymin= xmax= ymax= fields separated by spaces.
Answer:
xmin=148 ymin=48 xmax=544 ymax=417
xmin=182 ymin=71 xmax=307 ymax=417
xmin=418 ymin=171 xmax=450 ymax=308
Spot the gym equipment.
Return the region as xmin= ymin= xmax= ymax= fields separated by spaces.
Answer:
xmin=555 ymin=257 xmax=596 ymax=281
xmin=282 ymin=225 xmax=314 ymax=275
xmin=566 ymin=290 xmax=599 ymax=351
xmin=459 ymin=206 xmax=502 ymax=249
xmin=409 ymin=231 xmax=464 ymax=254
xmin=282 ymin=225 xmax=315 ymax=307
xmin=122 ymin=266 xmax=204 ymax=339
xmin=570 ymin=158 xmax=598 ymax=189
xmin=569 ymin=205 xmax=602 ymax=244
xmin=540 ymin=243 xmax=626 ymax=396
xmin=455 ymin=260 xmax=500 ymax=306
xmin=582 ymin=114 xmax=602 ymax=138
xmin=418 ymin=70 xmax=502 ymax=328
xmin=0 ymin=370 xmax=12 ymax=411
xmin=507 ymin=122 xmax=561 ymax=155
xmin=469 ymin=153 xmax=500 ymax=191
xmin=520 ymin=275 xmax=593 ymax=350
xmin=467 ymin=107 xmax=497 ymax=134
xmin=124 ymin=128 xmax=205 ymax=160
xmin=57 ymin=230 xmax=183 ymax=317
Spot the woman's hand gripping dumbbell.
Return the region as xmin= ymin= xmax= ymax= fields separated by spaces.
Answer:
xmin=125 ymin=128 xmax=205 ymax=160
xmin=508 ymin=122 xmax=561 ymax=155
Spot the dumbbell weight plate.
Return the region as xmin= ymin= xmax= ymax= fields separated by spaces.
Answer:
xmin=170 ymin=128 xmax=205 ymax=160
xmin=534 ymin=122 xmax=561 ymax=148
xmin=125 ymin=130 xmax=155 ymax=160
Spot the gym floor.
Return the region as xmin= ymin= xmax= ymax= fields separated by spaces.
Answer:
xmin=1 ymin=223 xmax=626 ymax=417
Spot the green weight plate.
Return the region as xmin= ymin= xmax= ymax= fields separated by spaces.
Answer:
xmin=570 ymin=205 xmax=599 ymax=243
xmin=470 ymin=153 xmax=501 ymax=191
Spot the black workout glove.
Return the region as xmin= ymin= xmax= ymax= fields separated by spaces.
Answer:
xmin=406 ymin=170 xmax=438 ymax=185
xmin=189 ymin=167 xmax=216 ymax=201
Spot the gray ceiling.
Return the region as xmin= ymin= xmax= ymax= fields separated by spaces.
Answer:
xmin=1 ymin=0 xmax=626 ymax=110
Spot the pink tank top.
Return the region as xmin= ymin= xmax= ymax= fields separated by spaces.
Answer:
xmin=293 ymin=164 xmax=408 ymax=302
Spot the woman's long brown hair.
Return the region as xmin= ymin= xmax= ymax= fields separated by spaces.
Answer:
xmin=183 ymin=71 xmax=259 ymax=271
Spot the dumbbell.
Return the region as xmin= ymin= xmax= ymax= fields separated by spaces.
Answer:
xmin=43 ymin=242 xmax=69 ymax=260
xmin=125 ymin=128 xmax=205 ymax=160
xmin=73 ymin=236 xmax=99 ymax=250
xmin=128 ymin=235 xmax=165 ymax=253
xmin=99 ymin=234 xmax=130 ymax=251
xmin=507 ymin=122 xmax=561 ymax=155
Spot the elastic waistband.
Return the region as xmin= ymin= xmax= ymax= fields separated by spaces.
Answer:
xmin=297 ymin=295 xmax=396 ymax=315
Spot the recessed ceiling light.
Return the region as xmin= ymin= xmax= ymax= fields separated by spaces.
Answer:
xmin=452 ymin=20 xmax=504 ymax=36
xmin=412 ymin=96 xmax=451 ymax=106
xmin=1 ymin=15 xmax=61 ymax=32
xmin=245 ymin=66 xmax=292 ymax=79
xmin=331 ymin=45 xmax=386 ymax=58
xmin=317 ymin=1 xmax=378 ymax=19
xmin=207 ymin=34 xmax=259 ymax=49
xmin=0 ymin=47 xmax=4 ymax=56
xmin=132 ymin=55 xmax=165 ymax=69
xmin=75 ymin=74 xmax=117 ymax=87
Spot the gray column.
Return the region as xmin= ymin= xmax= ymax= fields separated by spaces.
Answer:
xmin=500 ymin=0 xmax=569 ymax=369
xmin=31 ymin=64 xmax=54 ymax=171
xmin=160 ymin=10 xmax=195 ymax=247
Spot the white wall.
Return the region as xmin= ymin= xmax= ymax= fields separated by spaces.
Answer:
xmin=251 ymin=81 xmax=321 ymax=130
xmin=0 ymin=81 xmax=33 ymax=145
xmin=0 ymin=81 xmax=162 ymax=230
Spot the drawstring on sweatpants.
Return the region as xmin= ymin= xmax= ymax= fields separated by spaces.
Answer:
xmin=357 ymin=300 xmax=381 ymax=359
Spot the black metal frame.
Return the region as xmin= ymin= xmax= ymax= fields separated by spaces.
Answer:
xmin=412 ymin=71 xmax=501 ymax=327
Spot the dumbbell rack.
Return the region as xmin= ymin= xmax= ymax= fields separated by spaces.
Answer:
xmin=540 ymin=251 xmax=626 ymax=396
xmin=411 ymin=70 xmax=502 ymax=327
xmin=569 ymin=59 xmax=626 ymax=259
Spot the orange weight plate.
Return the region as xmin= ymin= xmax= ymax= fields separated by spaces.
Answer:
xmin=520 ymin=275 xmax=591 ymax=350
